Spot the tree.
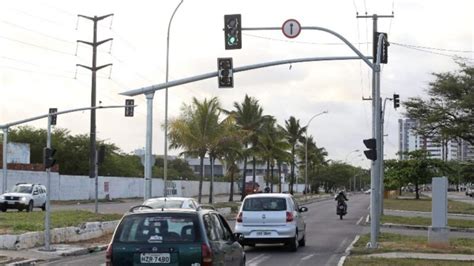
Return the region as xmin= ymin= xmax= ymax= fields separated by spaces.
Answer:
xmin=316 ymin=162 xmax=355 ymax=192
xmin=283 ymin=116 xmax=306 ymax=194
xmin=225 ymin=95 xmax=267 ymax=200
xmin=404 ymin=63 xmax=474 ymax=146
xmin=296 ymin=136 xmax=328 ymax=193
xmin=168 ymin=97 xmax=220 ymax=203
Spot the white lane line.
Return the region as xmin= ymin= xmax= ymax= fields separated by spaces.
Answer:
xmin=337 ymin=238 xmax=348 ymax=253
xmin=301 ymin=254 xmax=316 ymax=261
xmin=247 ymin=254 xmax=270 ymax=266
xmin=356 ymin=216 xmax=363 ymax=225
xmin=337 ymin=235 xmax=360 ymax=266
xmin=365 ymin=214 xmax=370 ymax=224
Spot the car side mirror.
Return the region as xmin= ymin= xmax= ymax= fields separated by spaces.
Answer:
xmin=33 ymin=191 xmax=39 ymax=195
xmin=299 ymin=206 xmax=308 ymax=212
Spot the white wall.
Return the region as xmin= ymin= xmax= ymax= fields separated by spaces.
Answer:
xmin=2 ymin=170 xmax=239 ymax=200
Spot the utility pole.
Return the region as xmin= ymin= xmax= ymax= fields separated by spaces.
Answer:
xmin=76 ymin=14 xmax=113 ymax=190
xmin=357 ymin=13 xmax=394 ymax=249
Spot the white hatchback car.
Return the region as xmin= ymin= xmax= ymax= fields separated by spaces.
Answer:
xmin=142 ymin=197 xmax=199 ymax=209
xmin=0 ymin=183 xmax=47 ymax=212
xmin=234 ymin=193 xmax=307 ymax=251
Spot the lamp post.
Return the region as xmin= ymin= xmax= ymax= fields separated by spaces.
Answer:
xmin=305 ymin=110 xmax=328 ymax=200
xmin=164 ymin=0 xmax=184 ymax=197
xmin=345 ymin=149 xmax=360 ymax=162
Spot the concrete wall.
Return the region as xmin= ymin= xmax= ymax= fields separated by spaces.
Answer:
xmin=1 ymin=170 xmax=239 ymax=200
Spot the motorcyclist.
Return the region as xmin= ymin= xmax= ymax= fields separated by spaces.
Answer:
xmin=335 ymin=191 xmax=348 ymax=212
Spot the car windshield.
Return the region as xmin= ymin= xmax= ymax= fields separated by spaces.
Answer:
xmin=144 ymin=199 xmax=184 ymax=209
xmin=243 ymin=197 xmax=286 ymax=211
xmin=11 ymin=185 xmax=32 ymax=193
xmin=116 ymin=213 xmax=200 ymax=244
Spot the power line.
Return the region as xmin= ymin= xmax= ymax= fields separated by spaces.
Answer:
xmin=391 ymin=42 xmax=474 ymax=53
xmin=392 ymin=43 xmax=473 ymax=61
xmin=0 ymin=35 xmax=74 ymax=56
xmin=243 ymin=32 xmax=369 ymax=46
xmin=0 ymin=19 xmax=74 ymax=44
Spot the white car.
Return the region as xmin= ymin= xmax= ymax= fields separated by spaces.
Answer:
xmin=142 ymin=197 xmax=199 ymax=209
xmin=234 ymin=193 xmax=308 ymax=251
xmin=0 ymin=183 xmax=47 ymax=212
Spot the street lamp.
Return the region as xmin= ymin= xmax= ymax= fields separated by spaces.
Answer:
xmin=345 ymin=149 xmax=360 ymax=162
xmin=304 ymin=110 xmax=328 ymax=200
xmin=164 ymin=0 xmax=184 ymax=197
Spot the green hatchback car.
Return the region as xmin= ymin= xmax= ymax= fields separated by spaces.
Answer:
xmin=106 ymin=206 xmax=245 ymax=266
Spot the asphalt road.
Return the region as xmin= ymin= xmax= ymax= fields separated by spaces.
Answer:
xmin=40 ymin=194 xmax=370 ymax=266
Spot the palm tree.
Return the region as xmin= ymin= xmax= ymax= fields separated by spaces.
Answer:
xmin=224 ymin=95 xmax=266 ymax=200
xmin=297 ymin=136 xmax=328 ymax=193
xmin=283 ymin=116 xmax=306 ymax=194
xmin=168 ymin=97 xmax=221 ymax=203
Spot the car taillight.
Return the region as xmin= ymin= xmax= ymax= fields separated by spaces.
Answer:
xmin=201 ymin=243 xmax=213 ymax=266
xmin=286 ymin=211 xmax=294 ymax=222
xmin=236 ymin=212 xmax=243 ymax=223
xmin=105 ymin=243 xmax=113 ymax=266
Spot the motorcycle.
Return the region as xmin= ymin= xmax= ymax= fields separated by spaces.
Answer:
xmin=336 ymin=199 xmax=347 ymax=220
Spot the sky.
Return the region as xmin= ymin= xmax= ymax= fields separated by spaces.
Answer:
xmin=0 ymin=0 xmax=472 ymax=169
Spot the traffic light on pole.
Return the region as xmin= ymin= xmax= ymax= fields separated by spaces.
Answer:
xmin=97 ymin=145 xmax=106 ymax=164
xmin=217 ymin=57 xmax=233 ymax=88
xmin=49 ymin=108 xmax=57 ymax=125
xmin=43 ymin=147 xmax=56 ymax=168
xmin=373 ymin=32 xmax=388 ymax=64
xmin=363 ymin=138 xmax=377 ymax=161
xmin=224 ymin=14 xmax=241 ymax=50
xmin=125 ymin=99 xmax=134 ymax=117
xmin=393 ymin=94 xmax=400 ymax=109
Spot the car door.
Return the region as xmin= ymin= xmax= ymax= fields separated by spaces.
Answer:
xmin=210 ymin=213 xmax=242 ymax=266
xmin=31 ymin=186 xmax=40 ymax=207
xmin=217 ymin=214 xmax=244 ymax=266
xmin=291 ymin=198 xmax=305 ymax=238
xmin=203 ymin=214 xmax=226 ymax=265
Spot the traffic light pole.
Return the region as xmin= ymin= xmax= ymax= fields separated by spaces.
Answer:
xmin=41 ymin=115 xmax=54 ymax=251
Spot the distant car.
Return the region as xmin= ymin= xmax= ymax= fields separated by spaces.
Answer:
xmin=466 ymin=186 xmax=474 ymax=197
xmin=0 ymin=183 xmax=47 ymax=212
xmin=106 ymin=206 xmax=245 ymax=266
xmin=244 ymin=181 xmax=261 ymax=195
xmin=234 ymin=193 xmax=308 ymax=252
xmin=364 ymin=189 xmax=371 ymax=194
xmin=142 ymin=197 xmax=199 ymax=209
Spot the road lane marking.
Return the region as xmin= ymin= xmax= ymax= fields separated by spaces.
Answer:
xmin=337 ymin=238 xmax=348 ymax=253
xmin=301 ymin=254 xmax=316 ymax=261
xmin=365 ymin=214 xmax=370 ymax=224
xmin=247 ymin=254 xmax=270 ymax=266
xmin=356 ymin=216 xmax=363 ymax=225
xmin=337 ymin=235 xmax=360 ymax=266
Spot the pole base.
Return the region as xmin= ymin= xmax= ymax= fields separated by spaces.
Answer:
xmin=38 ymin=247 xmax=57 ymax=252
xmin=428 ymin=226 xmax=449 ymax=245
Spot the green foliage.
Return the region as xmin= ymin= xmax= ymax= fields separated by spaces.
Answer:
xmin=153 ymin=157 xmax=196 ymax=180
xmin=315 ymin=162 xmax=365 ymax=192
xmin=283 ymin=116 xmax=306 ymax=194
xmin=404 ymin=62 xmax=474 ymax=145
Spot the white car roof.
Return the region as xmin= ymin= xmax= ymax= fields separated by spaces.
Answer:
xmin=146 ymin=197 xmax=196 ymax=201
xmin=244 ymin=193 xmax=292 ymax=199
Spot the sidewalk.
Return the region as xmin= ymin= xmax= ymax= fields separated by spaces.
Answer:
xmin=362 ymin=252 xmax=474 ymax=261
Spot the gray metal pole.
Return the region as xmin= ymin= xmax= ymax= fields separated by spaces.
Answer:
xmin=2 ymin=128 xmax=8 ymax=194
xmin=95 ymin=149 xmax=99 ymax=214
xmin=145 ymin=92 xmax=154 ymax=200
xmin=164 ymin=0 xmax=184 ymax=198
xmin=44 ymin=115 xmax=53 ymax=251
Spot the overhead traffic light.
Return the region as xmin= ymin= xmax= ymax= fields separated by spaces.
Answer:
xmin=43 ymin=147 xmax=56 ymax=168
xmin=125 ymin=99 xmax=134 ymax=117
xmin=363 ymin=138 xmax=377 ymax=161
xmin=224 ymin=14 xmax=242 ymax=50
xmin=98 ymin=145 xmax=106 ymax=164
xmin=393 ymin=94 xmax=400 ymax=109
xmin=49 ymin=108 xmax=57 ymax=125
xmin=217 ymin=57 xmax=233 ymax=88
xmin=373 ymin=32 xmax=388 ymax=64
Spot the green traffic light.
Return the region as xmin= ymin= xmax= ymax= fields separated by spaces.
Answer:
xmin=227 ymin=36 xmax=236 ymax=45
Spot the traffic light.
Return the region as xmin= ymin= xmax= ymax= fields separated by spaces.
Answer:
xmin=217 ymin=57 xmax=233 ymax=88
xmin=125 ymin=99 xmax=134 ymax=117
xmin=43 ymin=147 xmax=56 ymax=168
xmin=363 ymin=138 xmax=377 ymax=161
xmin=393 ymin=94 xmax=400 ymax=109
xmin=97 ymin=145 xmax=106 ymax=164
xmin=224 ymin=14 xmax=241 ymax=50
xmin=49 ymin=108 xmax=57 ymax=125
xmin=373 ymin=32 xmax=388 ymax=64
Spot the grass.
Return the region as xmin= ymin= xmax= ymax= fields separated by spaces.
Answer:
xmin=0 ymin=210 xmax=122 ymax=234
xmin=351 ymin=233 xmax=474 ymax=255
xmin=381 ymin=215 xmax=474 ymax=229
xmin=384 ymin=198 xmax=474 ymax=215
xmin=344 ymin=257 xmax=474 ymax=266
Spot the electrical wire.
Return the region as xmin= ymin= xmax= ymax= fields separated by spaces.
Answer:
xmin=0 ymin=19 xmax=75 ymax=44
xmin=0 ymin=35 xmax=75 ymax=56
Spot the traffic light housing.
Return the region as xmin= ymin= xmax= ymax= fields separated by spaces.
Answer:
xmin=98 ymin=145 xmax=106 ymax=164
xmin=363 ymin=138 xmax=377 ymax=161
xmin=224 ymin=14 xmax=242 ymax=50
xmin=43 ymin=147 xmax=56 ymax=168
xmin=373 ymin=32 xmax=388 ymax=64
xmin=217 ymin=57 xmax=233 ymax=88
xmin=49 ymin=108 xmax=57 ymax=125
xmin=125 ymin=99 xmax=134 ymax=117
xmin=393 ymin=94 xmax=400 ymax=109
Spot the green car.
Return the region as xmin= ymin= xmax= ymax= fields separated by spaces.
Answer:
xmin=106 ymin=206 xmax=245 ymax=266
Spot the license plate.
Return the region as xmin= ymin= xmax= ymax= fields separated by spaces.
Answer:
xmin=140 ymin=253 xmax=171 ymax=264
xmin=256 ymin=231 xmax=272 ymax=236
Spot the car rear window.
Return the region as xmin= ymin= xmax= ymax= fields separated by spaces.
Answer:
xmin=145 ymin=200 xmax=184 ymax=209
xmin=243 ymin=197 xmax=287 ymax=211
xmin=116 ymin=213 xmax=200 ymax=244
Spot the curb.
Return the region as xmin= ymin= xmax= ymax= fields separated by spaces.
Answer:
xmin=386 ymin=209 xmax=474 ymax=219
xmin=380 ymin=223 xmax=474 ymax=233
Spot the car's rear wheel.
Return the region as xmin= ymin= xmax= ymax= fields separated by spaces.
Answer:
xmin=0 ymin=206 xmax=6 ymax=212
xmin=26 ymin=201 xmax=33 ymax=212
xmin=287 ymin=231 xmax=298 ymax=252
xmin=298 ymin=233 xmax=306 ymax=247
